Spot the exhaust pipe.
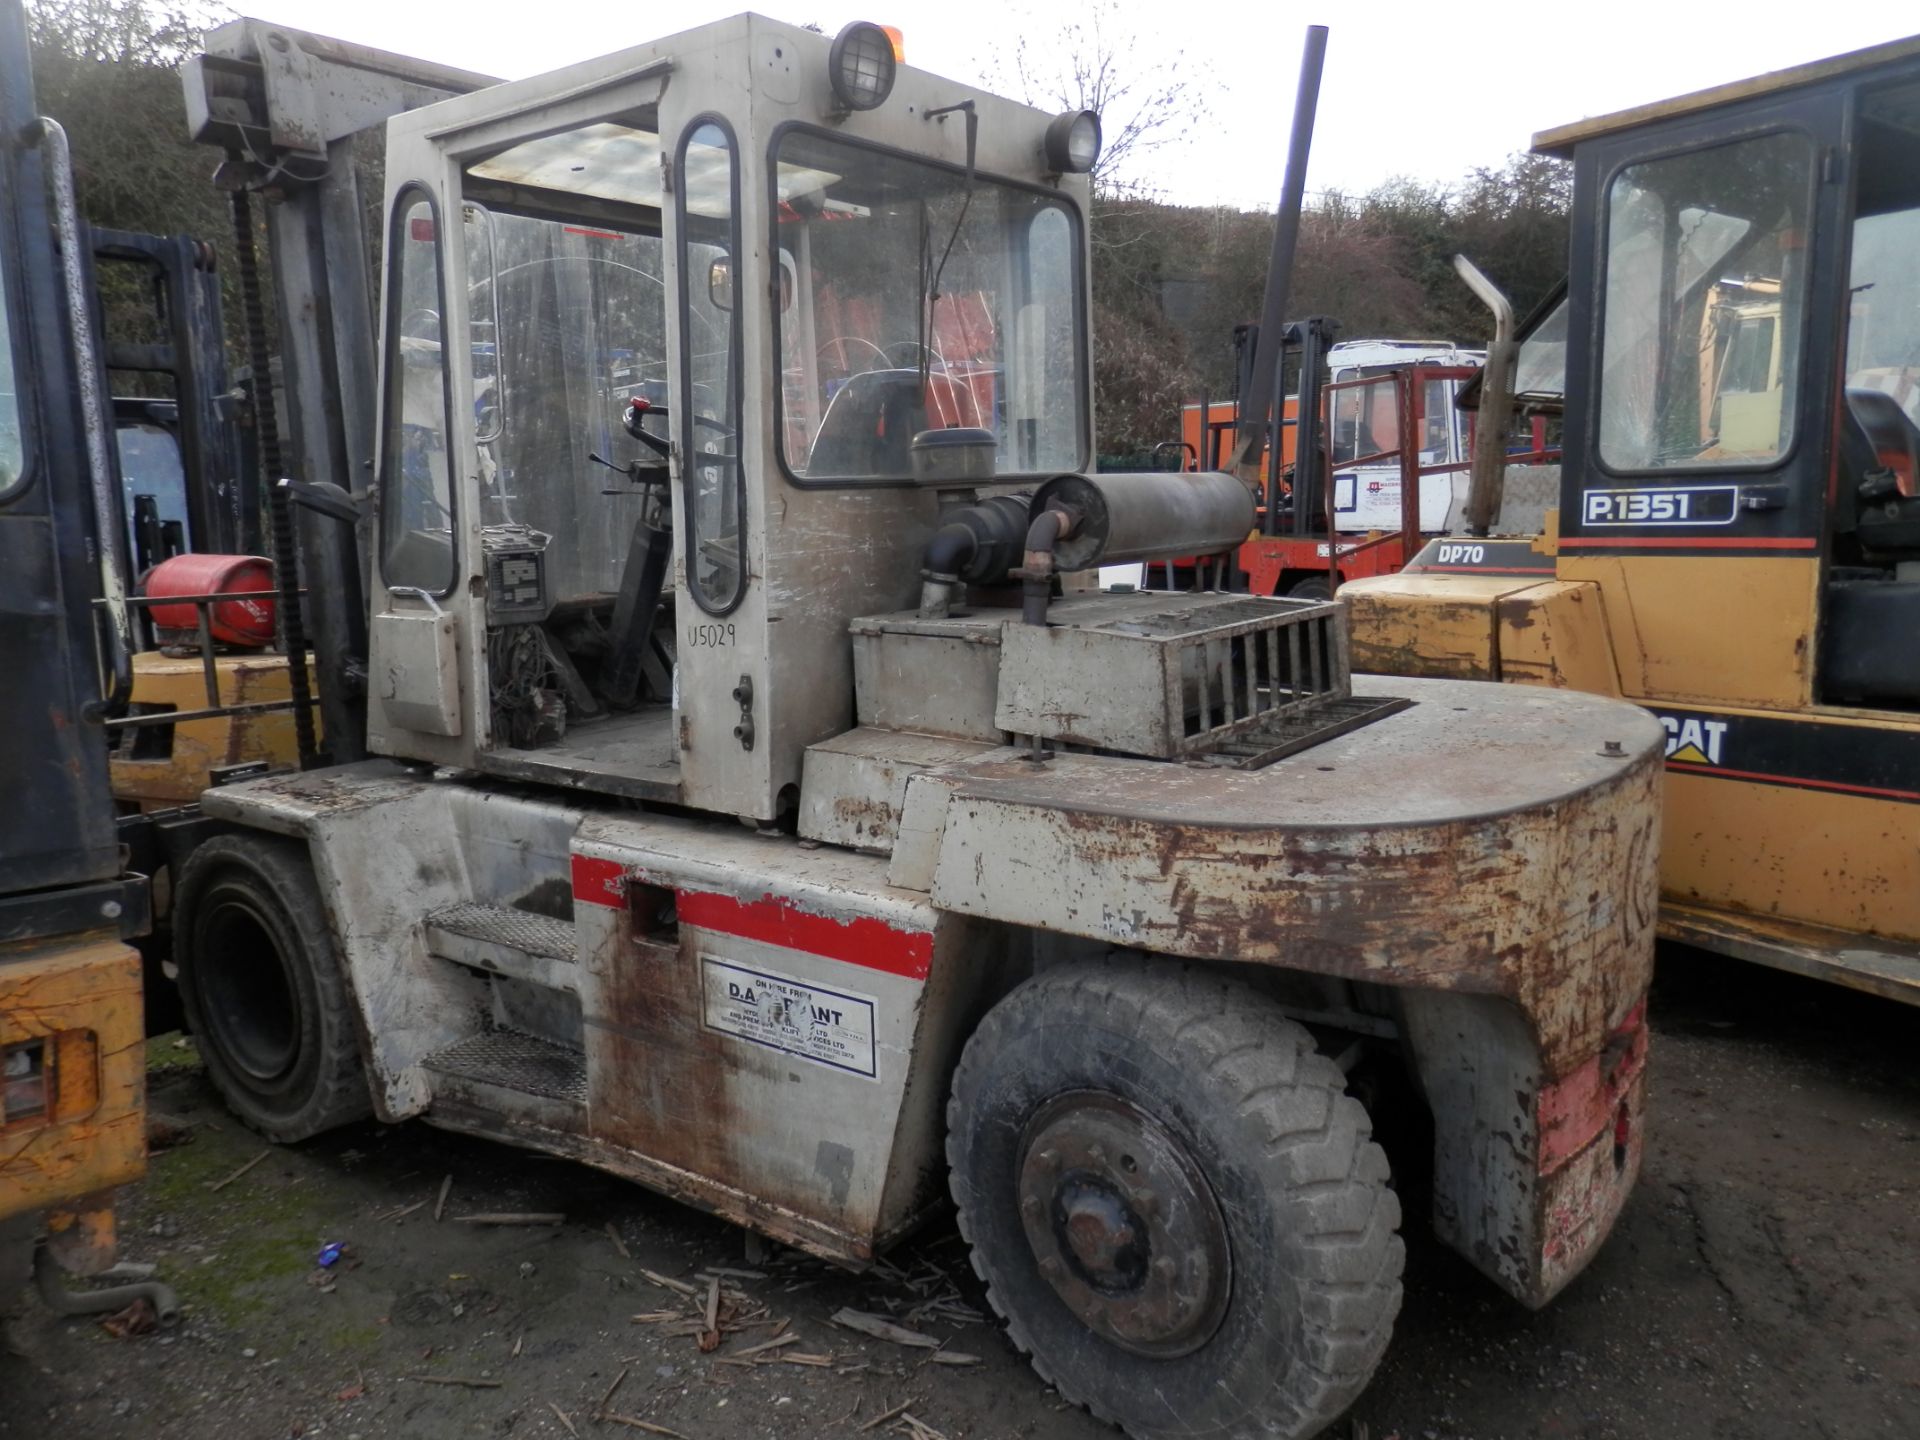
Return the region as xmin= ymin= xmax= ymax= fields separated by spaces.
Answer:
xmin=1454 ymin=255 xmax=1517 ymax=537
xmin=1230 ymin=25 xmax=1329 ymax=489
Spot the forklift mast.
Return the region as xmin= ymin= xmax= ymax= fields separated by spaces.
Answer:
xmin=180 ymin=20 xmax=497 ymax=762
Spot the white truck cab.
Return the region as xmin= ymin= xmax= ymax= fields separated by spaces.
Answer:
xmin=1326 ymin=337 xmax=1483 ymax=532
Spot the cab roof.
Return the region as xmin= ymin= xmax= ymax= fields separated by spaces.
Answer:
xmin=1531 ymin=31 xmax=1920 ymax=157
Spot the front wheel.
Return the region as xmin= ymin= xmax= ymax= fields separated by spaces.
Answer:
xmin=1286 ymin=574 xmax=1335 ymax=602
xmin=947 ymin=958 xmax=1402 ymax=1440
xmin=173 ymin=835 xmax=370 ymax=1143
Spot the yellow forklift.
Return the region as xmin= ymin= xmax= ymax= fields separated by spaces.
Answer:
xmin=1343 ymin=34 xmax=1920 ymax=1004
xmin=0 ymin=0 xmax=173 ymax=1325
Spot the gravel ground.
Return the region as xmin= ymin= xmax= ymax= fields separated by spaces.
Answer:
xmin=4 ymin=945 xmax=1915 ymax=1440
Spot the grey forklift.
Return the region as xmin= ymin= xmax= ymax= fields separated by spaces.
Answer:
xmin=170 ymin=17 xmax=1663 ymax=1438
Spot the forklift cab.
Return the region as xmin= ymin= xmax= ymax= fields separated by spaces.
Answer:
xmin=364 ymin=15 xmax=1093 ymax=821
xmin=1542 ymin=42 xmax=1920 ymax=709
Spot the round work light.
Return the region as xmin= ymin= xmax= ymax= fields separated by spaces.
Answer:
xmin=1044 ymin=109 xmax=1103 ymax=174
xmin=829 ymin=21 xmax=897 ymax=113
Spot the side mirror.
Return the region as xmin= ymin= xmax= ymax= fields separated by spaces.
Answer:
xmin=708 ymin=255 xmax=734 ymax=311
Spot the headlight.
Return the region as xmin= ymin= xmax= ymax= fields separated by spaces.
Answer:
xmin=1044 ymin=110 xmax=1103 ymax=174
xmin=828 ymin=21 xmax=897 ymax=113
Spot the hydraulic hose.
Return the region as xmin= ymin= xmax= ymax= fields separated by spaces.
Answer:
xmin=916 ymin=492 xmax=1031 ymax=618
xmin=34 ymin=1242 xmax=181 ymax=1327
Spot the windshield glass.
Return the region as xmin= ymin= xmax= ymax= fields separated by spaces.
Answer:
xmin=771 ymin=129 xmax=1085 ymax=482
xmin=1330 ymin=367 xmax=1453 ymax=465
xmin=0 ymin=262 xmax=21 ymax=495
xmin=1845 ymin=84 xmax=1920 ymax=418
xmin=1598 ymin=131 xmax=1812 ymax=472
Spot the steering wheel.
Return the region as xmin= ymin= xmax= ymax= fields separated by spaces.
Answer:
xmin=401 ymin=307 xmax=441 ymax=343
xmin=817 ymin=335 xmax=892 ymax=377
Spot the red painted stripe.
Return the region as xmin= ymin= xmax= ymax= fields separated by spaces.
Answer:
xmin=678 ymin=889 xmax=933 ymax=980
xmin=1559 ymin=535 xmax=1817 ymax=550
xmin=571 ymin=854 xmax=629 ymax=908
xmin=1665 ymin=760 xmax=1920 ymax=803
xmin=1537 ymin=1000 xmax=1647 ymax=1173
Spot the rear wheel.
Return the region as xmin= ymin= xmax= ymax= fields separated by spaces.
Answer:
xmin=1286 ymin=574 xmax=1335 ymax=602
xmin=947 ymin=958 xmax=1402 ymax=1440
xmin=173 ymin=835 xmax=369 ymax=1143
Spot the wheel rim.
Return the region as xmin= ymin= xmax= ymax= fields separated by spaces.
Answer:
xmin=1017 ymin=1091 xmax=1233 ymax=1358
xmin=196 ymin=892 xmax=301 ymax=1085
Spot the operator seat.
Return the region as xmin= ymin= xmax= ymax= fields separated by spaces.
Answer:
xmin=1821 ymin=388 xmax=1920 ymax=706
xmin=806 ymin=369 xmax=929 ymax=478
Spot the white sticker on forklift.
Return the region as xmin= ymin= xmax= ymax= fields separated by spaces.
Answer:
xmin=701 ymin=956 xmax=879 ymax=1080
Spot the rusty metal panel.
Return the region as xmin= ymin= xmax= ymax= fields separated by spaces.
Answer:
xmin=1659 ymin=901 xmax=1920 ymax=1005
xmin=1495 ymin=580 xmax=1622 ymax=694
xmin=799 ymin=728 xmax=997 ymax=851
xmin=850 ymin=615 xmax=1003 ymax=741
xmin=572 ymin=817 xmax=1004 ymax=1261
xmin=994 ymin=593 xmax=1344 ymax=757
xmin=1342 ymin=573 xmax=1536 ymax=680
xmin=921 ymin=677 xmax=1663 ymax=1080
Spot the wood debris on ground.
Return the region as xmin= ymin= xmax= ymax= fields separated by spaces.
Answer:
xmin=601 ymin=1414 xmax=688 ymax=1438
xmin=627 ymin=1266 xmax=836 ymax=1367
xmin=451 ymin=1212 xmax=565 ymax=1226
xmin=895 ymin=1411 xmax=950 ymax=1440
xmin=831 ymin=1308 xmax=940 ymax=1349
xmin=206 ymin=1149 xmax=270 ymax=1192
xmin=857 ymin=1398 xmax=920 ymax=1433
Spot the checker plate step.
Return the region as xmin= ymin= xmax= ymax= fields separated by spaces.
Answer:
xmin=422 ymin=1030 xmax=586 ymax=1105
xmin=426 ymin=902 xmax=574 ymax=961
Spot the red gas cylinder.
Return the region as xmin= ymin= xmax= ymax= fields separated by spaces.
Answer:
xmin=143 ymin=554 xmax=278 ymax=648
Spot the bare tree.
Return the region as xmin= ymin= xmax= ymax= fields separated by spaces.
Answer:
xmin=992 ymin=0 xmax=1208 ymax=200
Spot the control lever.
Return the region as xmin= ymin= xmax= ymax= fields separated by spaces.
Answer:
xmin=623 ymin=397 xmax=672 ymax=458
xmin=591 ymin=451 xmax=669 ymax=494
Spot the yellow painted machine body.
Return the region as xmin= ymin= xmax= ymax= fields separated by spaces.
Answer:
xmin=1348 ymin=529 xmax=1920 ymax=1002
xmin=0 ymin=934 xmax=147 ymax=1269
xmin=1343 ymin=35 xmax=1920 ymax=1003
xmin=111 ymin=651 xmax=318 ymax=809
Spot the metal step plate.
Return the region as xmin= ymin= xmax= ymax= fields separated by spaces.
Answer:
xmin=427 ymin=902 xmax=575 ymax=960
xmin=422 ymin=1029 xmax=586 ymax=1105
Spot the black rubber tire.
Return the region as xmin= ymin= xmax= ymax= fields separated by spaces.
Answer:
xmin=1286 ymin=575 xmax=1335 ymax=602
xmin=947 ymin=958 xmax=1403 ymax=1440
xmin=173 ymin=834 xmax=370 ymax=1143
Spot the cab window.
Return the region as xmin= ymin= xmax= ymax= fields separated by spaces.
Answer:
xmin=678 ymin=119 xmax=746 ymax=615
xmin=1597 ymin=131 xmax=1813 ymax=472
xmin=463 ymin=118 xmax=670 ymax=610
xmin=1844 ymin=86 xmax=1920 ymax=425
xmin=378 ymin=190 xmax=457 ymax=594
xmin=771 ymin=128 xmax=1087 ymax=483
xmin=0 ymin=258 xmax=23 ymax=498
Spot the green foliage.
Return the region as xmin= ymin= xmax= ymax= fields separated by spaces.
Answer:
xmin=27 ymin=1 xmax=231 ymax=238
xmin=1085 ymin=153 xmax=1572 ymax=446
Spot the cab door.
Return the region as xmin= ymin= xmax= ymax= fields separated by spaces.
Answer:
xmin=1556 ymin=87 xmax=1850 ymax=710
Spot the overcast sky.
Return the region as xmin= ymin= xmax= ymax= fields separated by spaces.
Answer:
xmin=240 ymin=1 xmax=1916 ymax=206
